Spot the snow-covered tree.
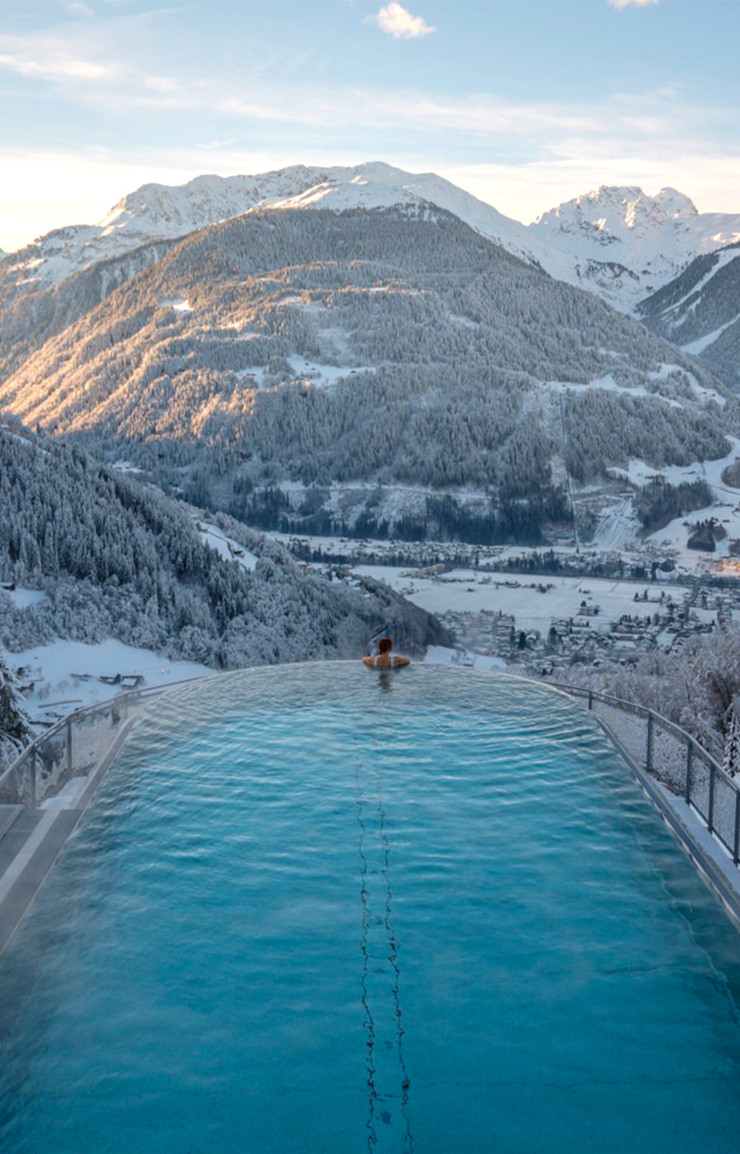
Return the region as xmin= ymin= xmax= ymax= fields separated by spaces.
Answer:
xmin=552 ymin=625 xmax=740 ymax=761
xmin=0 ymin=427 xmax=448 ymax=676
xmin=0 ymin=652 xmax=31 ymax=773
xmin=723 ymin=707 xmax=740 ymax=779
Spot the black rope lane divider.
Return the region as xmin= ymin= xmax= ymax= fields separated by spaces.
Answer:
xmin=355 ymin=755 xmax=414 ymax=1153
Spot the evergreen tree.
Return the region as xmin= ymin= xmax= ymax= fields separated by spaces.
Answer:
xmin=0 ymin=652 xmax=31 ymax=772
xmin=723 ymin=708 xmax=740 ymax=779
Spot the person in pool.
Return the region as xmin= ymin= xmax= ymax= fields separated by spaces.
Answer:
xmin=362 ymin=636 xmax=410 ymax=669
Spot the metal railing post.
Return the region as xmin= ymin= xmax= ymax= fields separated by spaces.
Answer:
xmin=734 ymin=791 xmax=740 ymax=866
xmin=708 ymin=764 xmax=715 ymax=835
xmin=685 ymin=742 xmax=693 ymax=805
xmin=588 ymin=690 xmax=593 ymax=711
xmin=65 ymin=718 xmax=73 ymax=776
xmin=30 ymin=747 xmax=37 ymax=808
xmin=646 ymin=713 xmax=654 ymax=774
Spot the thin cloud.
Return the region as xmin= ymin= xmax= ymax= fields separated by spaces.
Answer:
xmin=0 ymin=49 xmax=112 ymax=82
xmin=0 ymin=34 xmax=121 ymax=82
xmin=367 ymin=3 xmax=436 ymax=40
xmin=608 ymin=0 xmax=660 ymax=9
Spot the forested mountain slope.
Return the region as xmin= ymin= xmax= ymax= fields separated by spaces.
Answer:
xmin=0 ymin=427 xmax=445 ymax=670
xmin=0 ymin=205 xmax=733 ymax=544
xmin=637 ymin=243 xmax=740 ymax=394
xmin=5 ymin=166 xmax=740 ymax=324
xmin=0 ymin=240 xmax=174 ymax=385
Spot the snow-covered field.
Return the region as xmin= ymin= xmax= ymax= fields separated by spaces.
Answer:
xmin=353 ymin=567 xmax=690 ymax=636
xmin=8 ymin=637 xmax=211 ymax=727
xmin=423 ymin=645 xmax=506 ymax=671
xmin=3 ymin=588 xmax=45 ymax=611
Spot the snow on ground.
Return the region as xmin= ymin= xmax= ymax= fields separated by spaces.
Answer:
xmin=609 ymin=437 xmax=740 ymax=567
xmin=5 ymin=638 xmax=211 ymax=726
xmin=548 ymin=375 xmax=678 ymax=409
xmin=158 ymin=297 xmax=192 ymax=311
xmin=2 ymin=587 xmax=46 ymax=610
xmin=681 ymin=317 xmax=740 ymax=357
xmin=111 ymin=460 xmax=143 ymax=474
xmin=353 ymin=567 xmax=672 ymax=635
xmin=589 ymin=496 xmax=641 ymax=553
xmin=648 ymin=362 xmax=726 ymax=407
xmin=195 ymin=520 xmax=258 ymax=570
xmin=0 ymin=426 xmax=36 ymax=448
xmin=423 ymin=645 xmax=507 ymax=670
xmin=287 ymin=355 xmax=375 ymax=389
xmin=234 ymin=367 xmax=268 ymax=388
xmin=40 ymin=774 xmax=91 ymax=809
xmin=546 ymin=363 xmax=725 ymax=410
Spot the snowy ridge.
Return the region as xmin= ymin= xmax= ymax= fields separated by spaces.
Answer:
xmin=4 ymin=162 xmax=532 ymax=289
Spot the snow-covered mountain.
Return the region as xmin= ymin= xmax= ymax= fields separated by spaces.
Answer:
xmin=527 ymin=186 xmax=740 ymax=313
xmin=0 ymin=162 xmax=539 ymax=386
xmin=4 ymin=163 xmax=740 ymax=320
xmin=638 ymin=243 xmax=740 ymax=392
xmin=0 ymin=204 xmax=733 ymax=546
xmin=3 ymin=162 xmax=533 ymax=289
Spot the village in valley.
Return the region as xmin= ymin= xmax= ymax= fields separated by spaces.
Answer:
xmin=279 ymin=530 xmax=740 ymax=675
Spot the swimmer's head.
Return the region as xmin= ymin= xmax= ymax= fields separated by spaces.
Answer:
xmin=377 ymin=637 xmax=393 ymax=654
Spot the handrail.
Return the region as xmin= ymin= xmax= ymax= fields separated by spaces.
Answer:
xmin=553 ymin=681 xmax=738 ymax=866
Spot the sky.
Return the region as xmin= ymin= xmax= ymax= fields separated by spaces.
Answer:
xmin=1 ymin=0 xmax=739 ymax=252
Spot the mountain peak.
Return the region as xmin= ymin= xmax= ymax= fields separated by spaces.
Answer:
xmin=652 ymin=187 xmax=698 ymax=218
xmin=524 ymin=182 xmax=740 ymax=312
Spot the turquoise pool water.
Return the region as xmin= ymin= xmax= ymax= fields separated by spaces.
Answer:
xmin=1 ymin=664 xmax=740 ymax=1153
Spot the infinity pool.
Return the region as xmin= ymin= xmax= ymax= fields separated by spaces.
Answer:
xmin=1 ymin=664 xmax=740 ymax=1154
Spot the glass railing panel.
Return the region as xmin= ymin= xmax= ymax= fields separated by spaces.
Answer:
xmin=686 ymin=747 xmax=712 ymax=825
xmin=591 ymin=696 xmax=647 ymax=769
xmin=709 ymin=769 xmax=737 ymax=857
xmin=650 ymin=723 xmax=688 ymax=796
